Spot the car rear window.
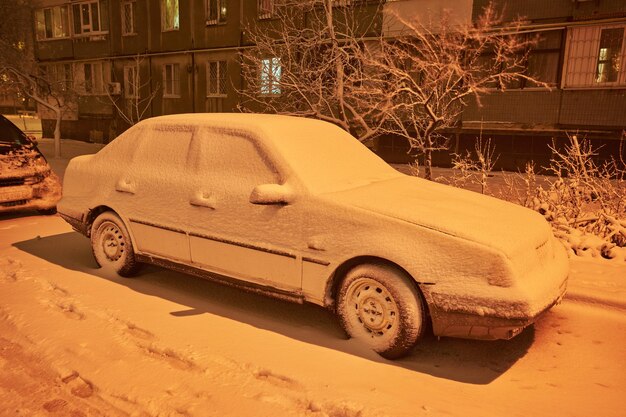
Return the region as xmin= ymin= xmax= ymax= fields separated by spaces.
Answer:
xmin=0 ymin=116 xmax=29 ymax=145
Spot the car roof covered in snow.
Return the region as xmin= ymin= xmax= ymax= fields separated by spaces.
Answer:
xmin=136 ymin=113 xmax=401 ymax=194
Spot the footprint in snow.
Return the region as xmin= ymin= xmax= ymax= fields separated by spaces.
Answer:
xmin=140 ymin=343 xmax=200 ymax=372
xmin=53 ymin=301 xmax=85 ymax=321
xmin=123 ymin=321 xmax=155 ymax=341
xmin=46 ymin=281 xmax=70 ymax=296
xmin=253 ymin=368 xmax=302 ymax=390
xmin=0 ymin=258 xmax=23 ymax=282
xmin=62 ymin=372 xmax=95 ymax=398
xmin=43 ymin=398 xmax=69 ymax=412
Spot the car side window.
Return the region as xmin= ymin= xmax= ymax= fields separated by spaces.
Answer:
xmin=133 ymin=125 xmax=194 ymax=172
xmin=196 ymin=129 xmax=279 ymax=193
xmin=96 ymin=125 xmax=143 ymax=164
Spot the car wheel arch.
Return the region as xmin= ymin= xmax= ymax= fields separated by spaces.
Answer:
xmin=325 ymin=256 xmax=432 ymax=323
xmin=85 ymin=205 xmax=116 ymax=235
xmin=85 ymin=206 xmax=136 ymax=250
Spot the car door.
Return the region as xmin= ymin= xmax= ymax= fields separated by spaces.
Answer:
xmin=118 ymin=124 xmax=195 ymax=263
xmin=185 ymin=128 xmax=302 ymax=292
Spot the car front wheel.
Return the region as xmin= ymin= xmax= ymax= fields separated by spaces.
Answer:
xmin=337 ymin=263 xmax=426 ymax=359
xmin=90 ymin=212 xmax=140 ymax=277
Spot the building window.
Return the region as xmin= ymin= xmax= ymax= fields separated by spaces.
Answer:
xmin=207 ymin=60 xmax=227 ymax=97
xmin=478 ymin=31 xmax=561 ymax=90
xmin=161 ymin=0 xmax=180 ymax=31
xmin=260 ymin=57 xmax=281 ymax=95
xmin=526 ymin=52 xmax=560 ymax=87
xmin=124 ymin=66 xmax=138 ymax=98
xmin=258 ymin=0 xmax=273 ymax=19
xmin=163 ymin=63 xmax=180 ymax=97
xmin=76 ymin=62 xmax=108 ymax=94
xmin=596 ymin=28 xmax=624 ymax=83
xmin=35 ymin=6 xmax=70 ymax=40
xmin=121 ymin=0 xmax=136 ymax=36
xmin=564 ymin=25 xmax=626 ymax=88
xmin=72 ymin=1 xmax=109 ymax=36
xmin=40 ymin=64 xmax=73 ymax=91
xmin=206 ymin=0 xmax=227 ymax=25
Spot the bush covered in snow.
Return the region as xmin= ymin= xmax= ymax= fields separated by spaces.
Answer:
xmin=440 ymin=134 xmax=626 ymax=261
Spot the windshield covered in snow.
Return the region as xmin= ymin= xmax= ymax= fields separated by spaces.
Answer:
xmin=265 ymin=120 xmax=401 ymax=194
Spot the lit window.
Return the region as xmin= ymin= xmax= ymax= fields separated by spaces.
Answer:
xmin=207 ymin=61 xmax=227 ymax=96
xmin=258 ymin=0 xmax=273 ymax=19
xmin=564 ymin=25 xmax=626 ymax=88
xmin=72 ymin=1 xmax=109 ymax=36
xmin=161 ymin=0 xmax=180 ymax=31
xmin=35 ymin=6 xmax=70 ymax=40
xmin=163 ymin=63 xmax=180 ymax=97
xmin=206 ymin=0 xmax=227 ymax=25
xmin=121 ymin=1 xmax=137 ymax=36
xmin=596 ymin=28 xmax=624 ymax=83
xmin=260 ymin=57 xmax=281 ymax=95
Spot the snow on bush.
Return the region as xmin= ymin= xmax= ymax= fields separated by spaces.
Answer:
xmin=441 ymin=134 xmax=626 ymax=261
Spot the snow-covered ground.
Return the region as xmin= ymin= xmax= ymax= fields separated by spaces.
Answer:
xmin=1 ymin=139 xmax=624 ymax=416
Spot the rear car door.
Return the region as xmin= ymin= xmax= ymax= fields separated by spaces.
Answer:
xmin=119 ymin=124 xmax=195 ymax=263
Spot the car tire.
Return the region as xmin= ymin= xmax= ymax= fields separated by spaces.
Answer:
xmin=337 ymin=263 xmax=426 ymax=359
xmin=90 ymin=212 xmax=140 ymax=277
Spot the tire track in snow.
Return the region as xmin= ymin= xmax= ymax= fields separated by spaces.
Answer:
xmin=564 ymin=292 xmax=626 ymax=312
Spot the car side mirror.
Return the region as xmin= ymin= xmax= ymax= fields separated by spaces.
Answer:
xmin=27 ymin=135 xmax=38 ymax=145
xmin=249 ymin=184 xmax=294 ymax=205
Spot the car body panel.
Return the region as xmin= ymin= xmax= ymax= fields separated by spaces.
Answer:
xmin=58 ymin=113 xmax=569 ymax=341
xmin=0 ymin=115 xmax=61 ymax=213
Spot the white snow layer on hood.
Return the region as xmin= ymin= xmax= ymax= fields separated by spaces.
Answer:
xmin=326 ymin=175 xmax=553 ymax=259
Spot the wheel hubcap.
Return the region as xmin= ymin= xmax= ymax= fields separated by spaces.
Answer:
xmin=100 ymin=222 xmax=125 ymax=262
xmin=349 ymin=278 xmax=398 ymax=337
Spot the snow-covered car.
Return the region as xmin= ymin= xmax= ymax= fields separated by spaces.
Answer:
xmin=0 ymin=115 xmax=61 ymax=215
xmin=58 ymin=114 xmax=568 ymax=358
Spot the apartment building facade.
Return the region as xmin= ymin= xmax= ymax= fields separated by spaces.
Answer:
xmin=33 ymin=0 xmax=626 ymax=168
xmin=379 ymin=0 xmax=626 ymax=167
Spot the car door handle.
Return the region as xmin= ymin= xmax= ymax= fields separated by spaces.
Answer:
xmin=190 ymin=192 xmax=216 ymax=209
xmin=115 ymin=179 xmax=135 ymax=194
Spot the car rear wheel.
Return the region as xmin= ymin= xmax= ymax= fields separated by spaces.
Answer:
xmin=91 ymin=212 xmax=140 ymax=277
xmin=337 ymin=263 xmax=425 ymax=359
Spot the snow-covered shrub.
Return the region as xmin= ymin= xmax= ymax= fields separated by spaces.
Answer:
xmin=440 ymin=133 xmax=625 ymax=260
xmin=407 ymin=159 xmax=420 ymax=177
xmin=444 ymin=137 xmax=499 ymax=195
xmin=538 ymin=135 xmax=625 ymax=260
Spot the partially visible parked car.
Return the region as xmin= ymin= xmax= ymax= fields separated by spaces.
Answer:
xmin=0 ymin=115 xmax=61 ymax=214
xmin=58 ymin=113 xmax=568 ymax=359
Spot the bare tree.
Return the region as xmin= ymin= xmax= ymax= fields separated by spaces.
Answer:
xmin=371 ymin=2 xmax=547 ymax=180
xmin=1 ymin=67 xmax=77 ymax=158
xmin=0 ymin=0 xmax=75 ymax=158
xmin=105 ymin=54 xmax=159 ymax=128
xmin=238 ymin=0 xmax=392 ymax=143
